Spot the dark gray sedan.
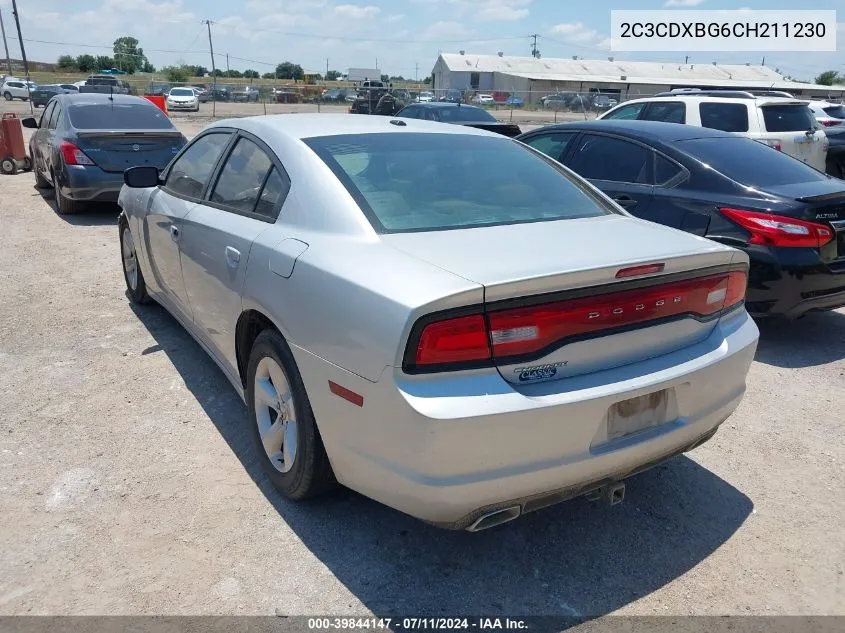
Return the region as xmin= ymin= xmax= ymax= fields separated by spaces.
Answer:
xmin=22 ymin=93 xmax=187 ymax=214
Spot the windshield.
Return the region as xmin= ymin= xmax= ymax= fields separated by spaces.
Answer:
xmin=304 ymin=133 xmax=612 ymax=233
xmin=436 ymin=106 xmax=497 ymax=123
xmin=822 ymin=105 xmax=845 ymax=119
xmin=68 ymin=103 xmax=176 ymax=130
xmin=761 ymin=104 xmax=818 ymax=132
xmin=170 ymin=88 xmax=194 ymax=96
xmin=678 ymin=137 xmax=829 ymax=187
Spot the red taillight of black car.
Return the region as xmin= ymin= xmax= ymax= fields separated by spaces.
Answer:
xmin=406 ymin=270 xmax=747 ymax=372
xmin=720 ymin=208 xmax=834 ymax=248
xmin=59 ymin=141 xmax=95 ymax=166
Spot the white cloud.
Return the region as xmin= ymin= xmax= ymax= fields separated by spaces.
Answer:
xmin=412 ymin=0 xmax=531 ymax=22
xmin=664 ymin=0 xmax=705 ymax=6
xmin=334 ymin=4 xmax=380 ymax=19
xmin=550 ymin=22 xmax=602 ymax=43
xmin=421 ymin=20 xmax=473 ymax=40
xmin=385 ymin=14 xmax=405 ymax=23
xmin=477 ymin=4 xmax=528 ymax=21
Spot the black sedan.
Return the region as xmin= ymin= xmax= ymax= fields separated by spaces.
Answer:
xmin=518 ymin=120 xmax=845 ymax=319
xmin=22 ymin=93 xmax=187 ymax=215
xmin=30 ymin=85 xmax=63 ymax=107
xmin=395 ymin=103 xmax=521 ymax=137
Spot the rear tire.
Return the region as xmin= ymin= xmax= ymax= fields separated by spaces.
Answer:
xmin=3 ymin=91 xmax=11 ymax=101
xmin=53 ymin=169 xmax=79 ymax=215
xmin=34 ymin=164 xmax=50 ymax=188
xmin=246 ymin=329 xmax=336 ymax=500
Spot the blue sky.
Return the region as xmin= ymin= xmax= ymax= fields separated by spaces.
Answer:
xmin=1 ymin=0 xmax=842 ymax=81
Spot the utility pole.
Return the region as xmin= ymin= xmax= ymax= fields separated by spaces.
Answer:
xmin=226 ymin=52 xmax=230 ymax=75
xmin=0 ymin=8 xmax=13 ymax=76
xmin=326 ymin=57 xmax=329 ymax=79
xmin=530 ymin=33 xmax=540 ymax=59
xmin=684 ymin=55 xmax=689 ymax=64
xmin=204 ymin=19 xmax=217 ymax=117
xmin=415 ymin=62 xmax=419 ymax=82
xmin=10 ymin=0 xmax=32 ymax=113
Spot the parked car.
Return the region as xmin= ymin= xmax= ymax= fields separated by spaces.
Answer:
xmin=57 ymin=84 xmax=79 ymax=93
xmin=825 ymin=125 xmax=845 ymax=178
xmin=274 ymin=89 xmax=301 ymax=104
xmin=166 ymin=87 xmax=200 ymax=112
xmin=592 ymin=94 xmax=618 ymax=111
xmin=506 ymin=96 xmax=524 ymax=107
xmin=472 ymin=93 xmax=495 ymax=105
xmin=190 ymin=86 xmax=210 ymax=103
xmin=211 ymin=85 xmax=234 ymax=102
xmin=598 ymin=91 xmax=828 ymax=172
xmin=22 ymin=93 xmax=187 ymax=215
xmin=541 ymin=92 xmax=576 ymax=109
xmin=233 ymin=86 xmax=260 ymax=103
xmin=518 ymin=120 xmax=845 ymax=318
xmin=146 ymin=82 xmax=172 ymax=97
xmin=117 ymin=113 xmax=758 ymax=531
xmin=416 ymin=91 xmax=434 ymax=103
xmin=807 ymin=101 xmax=845 ymax=128
xmin=439 ymin=89 xmax=463 ymax=103
xmin=2 ymin=77 xmax=36 ymax=101
xmin=30 ymin=85 xmax=63 ymax=108
xmin=83 ymin=75 xmax=129 ymax=94
xmin=320 ymin=88 xmax=348 ymax=102
xmin=395 ymin=103 xmax=521 ymax=137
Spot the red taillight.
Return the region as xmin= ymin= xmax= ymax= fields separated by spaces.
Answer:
xmin=59 ymin=142 xmax=95 ymax=166
xmin=821 ymin=120 xmax=839 ymax=127
xmin=414 ymin=314 xmax=490 ymax=366
xmin=720 ymin=208 xmax=834 ymax=248
xmin=408 ymin=270 xmax=748 ymax=371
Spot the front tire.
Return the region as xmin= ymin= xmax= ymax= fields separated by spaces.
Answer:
xmin=246 ymin=330 xmax=336 ymax=500
xmin=119 ymin=216 xmax=150 ymax=304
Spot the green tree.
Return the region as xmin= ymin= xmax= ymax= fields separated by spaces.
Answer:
xmin=213 ymin=68 xmax=226 ymax=77
xmin=380 ymin=74 xmax=389 ymax=82
xmin=113 ymin=36 xmax=147 ymax=74
xmin=325 ymin=69 xmax=341 ymax=81
xmin=389 ymin=75 xmax=405 ymax=82
xmin=422 ymin=75 xmax=432 ymax=84
xmin=162 ymin=66 xmax=188 ymax=82
xmin=262 ymin=72 xmax=276 ymax=80
xmin=57 ymin=55 xmax=77 ymax=70
xmin=814 ymin=70 xmax=841 ymax=86
xmin=76 ymin=54 xmax=97 ymax=72
xmin=225 ymin=69 xmax=243 ymax=78
xmin=274 ymin=62 xmax=303 ymax=80
xmin=243 ymin=69 xmax=259 ymax=79
xmin=141 ymin=60 xmax=156 ymax=73
xmin=95 ymin=55 xmax=116 ymax=70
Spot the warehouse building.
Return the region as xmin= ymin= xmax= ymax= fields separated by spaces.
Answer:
xmin=431 ymin=53 xmax=845 ymax=103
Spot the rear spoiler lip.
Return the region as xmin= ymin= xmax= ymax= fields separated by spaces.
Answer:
xmin=795 ymin=191 xmax=845 ymax=203
xmin=75 ymin=130 xmax=183 ymax=137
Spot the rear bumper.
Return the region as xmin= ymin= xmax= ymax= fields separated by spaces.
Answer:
xmin=295 ymin=310 xmax=759 ymax=528
xmin=60 ymin=165 xmax=124 ymax=202
xmin=744 ymin=246 xmax=845 ymax=318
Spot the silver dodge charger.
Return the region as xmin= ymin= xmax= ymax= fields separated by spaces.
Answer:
xmin=117 ymin=114 xmax=759 ymax=531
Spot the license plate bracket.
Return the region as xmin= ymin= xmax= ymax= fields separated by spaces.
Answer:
xmin=607 ymin=388 xmax=676 ymax=441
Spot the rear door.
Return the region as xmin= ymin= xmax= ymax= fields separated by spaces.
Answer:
xmin=638 ymin=101 xmax=687 ymax=124
xmin=756 ymin=102 xmax=826 ymax=171
xmin=179 ymin=133 xmax=291 ymax=369
xmin=31 ymin=100 xmax=56 ymax=180
xmin=521 ymin=131 xmax=578 ymax=163
xmin=563 ymin=133 xmax=656 ymax=220
xmin=144 ymin=131 xmax=233 ymax=319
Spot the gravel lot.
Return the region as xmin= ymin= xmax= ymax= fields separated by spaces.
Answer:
xmin=0 ymin=102 xmax=843 ymax=617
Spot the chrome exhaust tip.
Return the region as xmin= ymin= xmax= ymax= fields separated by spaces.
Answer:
xmin=465 ymin=505 xmax=521 ymax=532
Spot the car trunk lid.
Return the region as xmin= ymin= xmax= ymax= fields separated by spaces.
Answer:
xmin=74 ymin=131 xmax=184 ymax=173
xmin=387 ymin=215 xmax=745 ymax=384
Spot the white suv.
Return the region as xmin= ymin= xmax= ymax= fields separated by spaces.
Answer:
xmin=2 ymin=77 xmax=36 ymax=101
xmin=807 ymin=100 xmax=845 ymax=129
xmin=598 ymin=90 xmax=828 ymax=172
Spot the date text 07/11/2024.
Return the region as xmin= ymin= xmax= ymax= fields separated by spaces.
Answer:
xmin=307 ymin=618 xmax=529 ymax=631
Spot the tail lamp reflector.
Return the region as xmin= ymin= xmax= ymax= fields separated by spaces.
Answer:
xmin=59 ymin=142 xmax=95 ymax=166
xmin=720 ymin=208 xmax=834 ymax=248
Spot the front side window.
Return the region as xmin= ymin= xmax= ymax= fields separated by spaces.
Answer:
xmin=48 ymin=103 xmax=62 ymax=130
xmin=699 ymin=103 xmax=749 ymax=133
xmin=568 ymin=134 xmax=651 ymax=184
xmin=604 ymin=103 xmax=645 ymax=120
xmin=305 ymin=133 xmax=613 ymax=233
xmin=210 ymin=138 xmax=274 ymax=214
xmin=40 ymin=102 xmax=55 ymax=128
xmin=641 ymin=101 xmax=686 ymax=124
xmin=165 ymin=132 xmax=231 ymax=199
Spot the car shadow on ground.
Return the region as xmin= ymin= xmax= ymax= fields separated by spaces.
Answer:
xmin=130 ymin=301 xmax=753 ymax=618
xmin=754 ymin=310 xmax=845 ymax=369
xmin=33 ymin=185 xmax=120 ymax=226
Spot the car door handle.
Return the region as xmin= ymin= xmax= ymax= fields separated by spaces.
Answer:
xmin=225 ymin=246 xmax=241 ymax=268
xmin=612 ymin=195 xmax=637 ymax=208
xmin=170 ymin=224 xmax=180 ymax=241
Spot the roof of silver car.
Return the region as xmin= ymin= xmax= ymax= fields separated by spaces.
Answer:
xmin=207 ymin=113 xmax=497 ymax=140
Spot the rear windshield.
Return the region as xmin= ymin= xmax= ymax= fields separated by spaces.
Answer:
xmin=678 ymin=137 xmax=829 ymax=186
xmin=435 ymin=106 xmax=496 ymax=122
xmin=67 ymin=103 xmax=175 ymax=130
xmin=305 ymin=133 xmax=612 ymax=233
xmin=823 ymin=105 xmax=845 ymax=119
xmin=761 ymin=105 xmax=818 ymax=132
xmin=170 ymin=88 xmax=194 ymax=96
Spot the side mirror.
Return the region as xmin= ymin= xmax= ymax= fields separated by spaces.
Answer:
xmin=21 ymin=117 xmax=38 ymax=129
xmin=124 ymin=165 xmax=160 ymax=188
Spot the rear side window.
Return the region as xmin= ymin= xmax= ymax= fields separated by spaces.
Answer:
xmin=67 ymin=103 xmax=174 ymax=130
xmin=436 ymin=107 xmax=496 ymax=123
xmin=522 ymin=132 xmax=577 ymax=163
xmin=568 ymin=134 xmax=651 ymax=184
xmin=48 ymin=103 xmax=62 ymax=129
xmin=165 ymin=133 xmax=231 ymax=199
xmin=679 ymin=137 xmax=828 ymax=186
xmin=210 ymin=138 xmax=274 ymax=214
xmin=761 ymin=105 xmax=817 ymax=132
xmin=305 ymin=133 xmax=612 ymax=233
xmin=655 ymin=155 xmax=684 ymax=185
xmin=641 ymin=101 xmax=686 ymax=124
xmin=603 ymin=103 xmax=645 ymax=120
xmin=699 ymin=103 xmax=749 ymax=132
xmin=822 ymin=105 xmax=845 ymax=119
xmin=398 ymin=106 xmax=421 ymax=118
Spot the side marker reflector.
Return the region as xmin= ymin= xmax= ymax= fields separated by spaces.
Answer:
xmin=328 ymin=381 xmax=364 ymax=407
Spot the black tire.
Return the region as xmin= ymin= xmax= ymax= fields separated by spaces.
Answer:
xmin=53 ymin=169 xmax=79 ymax=215
xmin=246 ymin=329 xmax=336 ymax=500
xmin=3 ymin=91 xmax=11 ymax=101
xmin=0 ymin=157 xmax=16 ymax=175
xmin=34 ymin=162 xmax=50 ymax=188
xmin=119 ymin=215 xmax=151 ymax=304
